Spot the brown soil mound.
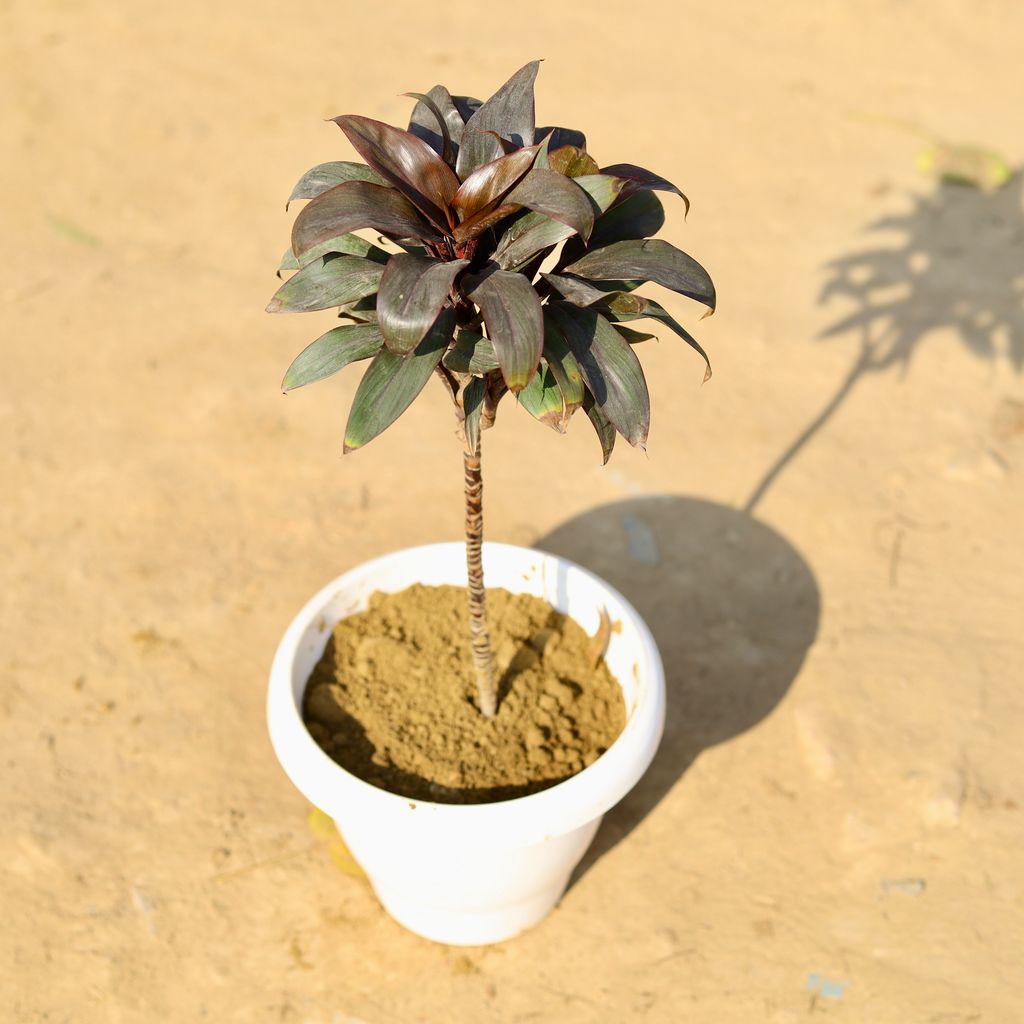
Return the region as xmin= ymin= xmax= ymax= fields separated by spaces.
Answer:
xmin=303 ymin=584 xmax=626 ymax=803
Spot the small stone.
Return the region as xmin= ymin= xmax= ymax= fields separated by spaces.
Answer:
xmin=305 ymin=684 xmax=351 ymax=729
xmin=525 ymin=726 xmax=546 ymax=748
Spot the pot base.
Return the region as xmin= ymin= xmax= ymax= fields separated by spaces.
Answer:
xmin=348 ymin=815 xmax=603 ymax=945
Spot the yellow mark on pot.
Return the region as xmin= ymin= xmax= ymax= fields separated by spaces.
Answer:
xmin=307 ymin=807 xmax=366 ymax=879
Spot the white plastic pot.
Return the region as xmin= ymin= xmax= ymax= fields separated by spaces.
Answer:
xmin=267 ymin=541 xmax=665 ymax=945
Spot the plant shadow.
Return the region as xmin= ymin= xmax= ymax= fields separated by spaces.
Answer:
xmin=745 ymin=171 xmax=1024 ymax=512
xmin=535 ymin=495 xmax=820 ymax=888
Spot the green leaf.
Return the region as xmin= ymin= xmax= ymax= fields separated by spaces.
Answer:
xmin=583 ymin=390 xmax=616 ymax=464
xmin=614 ymin=324 xmax=657 ymax=344
xmin=343 ymin=308 xmax=455 ymax=452
xmin=547 ymin=146 xmax=600 ymax=178
xmin=292 ymin=180 xmax=442 ymax=259
xmin=503 ymin=169 xmax=595 ymax=240
xmin=287 ymin=161 xmax=386 ymax=209
xmin=457 ymin=61 xmax=541 ymax=178
xmin=332 ymin=115 xmax=460 ymax=229
xmin=547 ymin=304 xmax=650 ymax=448
xmin=492 ymin=211 xmax=574 ymax=271
xmin=588 ymin=190 xmax=666 ymax=249
xmin=542 ymin=313 xmax=585 ymax=419
xmin=292 ymin=232 xmax=391 ymax=270
xmin=266 ymin=254 xmax=384 ymax=313
xmin=542 ymin=273 xmax=644 ymax=308
xmin=441 ymin=330 xmax=499 ymax=374
xmin=377 ymin=254 xmax=468 ymax=354
xmin=338 ymin=295 xmax=378 ymax=323
xmin=462 ymin=376 xmax=487 ymax=452
xmin=518 ymin=359 xmax=566 ymax=432
xmin=277 ymin=248 xmax=300 ymax=276
xmin=574 ymin=174 xmax=628 ymax=214
xmin=564 ymin=238 xmax=715 ymax=313
xmin=597 ymin=295 xmax=712 ymax=381
xmin=281 ymin=323 xmax=384 ymax=392
xmin=541 ymin=272 xmax=619 ymax=306
xmin=600 ymin=163 xmax=690 ymax=216
xmin=463 ymin=266 xmax=543 ymax=392
xmin=451 ymin=146 xmax=538 ymax=237
xmin=491 ymin=174 xmax=625 ymax=270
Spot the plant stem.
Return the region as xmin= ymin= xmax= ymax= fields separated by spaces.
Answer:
xmin=463 ymin=434 xmax=497 ymax=717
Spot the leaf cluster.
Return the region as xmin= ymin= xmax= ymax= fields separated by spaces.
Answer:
xmin=269 ymin=61 xmax=715 ymax=460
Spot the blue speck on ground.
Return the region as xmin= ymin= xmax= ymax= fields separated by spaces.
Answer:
xmin=808 ymin=974 xmax=848 ymax=1000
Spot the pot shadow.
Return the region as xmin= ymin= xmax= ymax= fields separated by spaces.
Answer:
xmin=534 ymin=495 xmax=820 ymax=888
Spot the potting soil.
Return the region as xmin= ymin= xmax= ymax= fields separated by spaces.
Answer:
xmin=303 ymin=584 xmax=626 ymax=803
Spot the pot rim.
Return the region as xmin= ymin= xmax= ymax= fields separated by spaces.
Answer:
xmin=267 ymin=541 xmax=665 ymax=842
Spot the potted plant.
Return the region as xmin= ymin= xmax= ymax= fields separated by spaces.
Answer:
xmin=266 ymin=61 xmax=715 ymax=945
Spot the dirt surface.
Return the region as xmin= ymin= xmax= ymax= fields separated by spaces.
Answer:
xmin=304 ymin=584 xmax=624 ymax=801
xmin=3 ymin=2 xmax=1024 ymax=1022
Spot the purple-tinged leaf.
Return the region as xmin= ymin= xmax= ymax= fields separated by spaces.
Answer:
xmin=601 ymin=163 xmax=690 ymax=216
xmin=452 ymin=95 xmax=483 ymax=123
xmin=583 ymin=390 xmax=616 ymax=464
xmin=402 ymin=91 xmax=454 ymax=166
xmin=343 ymin=308 xmax=455 ymax=452
xmin=457 ymin=61 xmax=541 ymax=178
xmin=452 ymin=147 xmax=538 ymax=230
xmin=291 ymin=180 xmax=442 ymax=259
xmin=462 ymin=375 xmax=487 ymax=451
xmin=332 ymin=115 xmax=460 ymax=230
xmin=377 ymin=254 xmax=468 ymax=354
xmin=442 ymin=329 xmax=499 ymax=374
xmin=542 ymin=313 xmax=585 ymax=419
xmin=282 ymin=323 xmax=384 ymax=392
xmin=518 ymin=359 xmax=567 ymax=432
xmin=463 ymin=266 xmax=543 ymax=392
xmin=547 ymin=146 xmax=600 ymax=178
xmin=476 ymin=129 xmax=521 ymax=156
xmin=503 ymin=169 xmax=595 ymax=240
xmin=564 ymin=238 xmax=715 ymax=312
xmin=535 ymin=126 xmax=587 ymax=151
xmin=407 ymin=86 xmax=480 ymax=160
xmin=547 ymin=304 xmax=650 ymax=448
xmin=492 ymin=174 xmax=625 ymax=270
xmin=266 ymin=254 xmax=384 ymax=313
xmin=452 ymin=200 xmax=522 ymax=244
xmin=287 ymin=161 xmax=386 ymax=209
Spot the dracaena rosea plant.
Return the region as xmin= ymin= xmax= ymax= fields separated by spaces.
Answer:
xmin=269 ymin=61 xmax=715 ymax=718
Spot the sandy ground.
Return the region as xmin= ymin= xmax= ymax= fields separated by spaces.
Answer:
xmin=3 ymin=1 xmax=1023 ymax=1021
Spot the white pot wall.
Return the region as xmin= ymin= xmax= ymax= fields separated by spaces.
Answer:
xmin=267 ymin=542 xmax=665 ymax=945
